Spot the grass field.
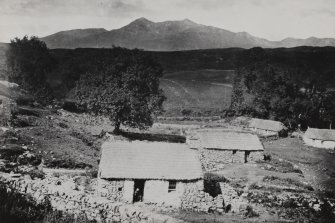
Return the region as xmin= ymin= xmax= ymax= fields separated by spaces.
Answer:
xmin=161 ymin=72 xmax=232 ymax=115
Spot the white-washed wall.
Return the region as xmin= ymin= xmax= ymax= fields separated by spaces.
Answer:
xmin=123 ymin=180 xmax=134 ymax=203
xmin=249 ymin=127 xmax=278 ymax=137
xmin=143 ymin=180 xmax=184 ymax=207
xmin=303 ymin=137 xmax=335 ymax=149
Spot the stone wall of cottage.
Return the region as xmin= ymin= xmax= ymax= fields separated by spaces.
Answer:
xmin=98 ymin=178 xmax=205 ymax=208
xmin=200 ymin=149 xmax=264 ymax=171
xmin=0 ymin=173 xmax=184 ymax=223
xmin=248 ymin=151 xmax=264 ymax=162
xmin=97 ymin=179 xmax=124 ymax=202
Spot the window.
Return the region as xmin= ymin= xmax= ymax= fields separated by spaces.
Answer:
xmin=233 ymin=150 xmax=237 ymax=155
xmin=168 ymin=181 xmax=177 ymax=193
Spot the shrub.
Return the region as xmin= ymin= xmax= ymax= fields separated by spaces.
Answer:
xmin=245 ymin=205 xmax=259 ymax=218
xmin=0 ymin=181 xmax=52 ymax=222
xmin=0 ymin=145 xmax=25 ymax=162
xmin=283 ymin=198 xmax=297 ymax=208
xmin=45 ymin=158 xmax=92 ymax=169
xmin=204 ymin=172 xmax=228 ymax=197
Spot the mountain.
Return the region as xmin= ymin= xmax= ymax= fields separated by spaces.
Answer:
xmin=41 ymin=28 xmax=107 ymax=49
xmin=36 ymin=18 xmax=335 ymax=50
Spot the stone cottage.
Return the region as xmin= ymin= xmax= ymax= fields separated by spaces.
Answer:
xmin=303 ymin=128 xmax=335 ymax=149
xmin=97 ymin=140 xmax=203 ymax=207
xmin=189 ymin=129 xmax=264 ymax=167
xmin=247 ymin=118 xmax=286 ymax=137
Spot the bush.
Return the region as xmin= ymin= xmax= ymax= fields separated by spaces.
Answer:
xmin=0 ymin=145 xmax=25 ymax=162
xmin=245 ymin=205 xmax=259 ymax=218
xmin=0 ymin=181 xmax=52 ymax=222
xmin=204 ymin=172 xmax=228 ymax=197
xmin=283 ymin=198 xmax=297 ymax=208
xmin=45 ymin=158 xmax=92 ymax=169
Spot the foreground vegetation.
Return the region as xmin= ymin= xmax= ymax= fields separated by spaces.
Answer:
xmin=0 ymin=181 xmax=95 ymax=223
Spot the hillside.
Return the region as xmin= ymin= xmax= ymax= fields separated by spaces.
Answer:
xmin=1 ymin=46 xmax=335 ymax=116
xmin=40 ymin=18 xmax=335 ymax=50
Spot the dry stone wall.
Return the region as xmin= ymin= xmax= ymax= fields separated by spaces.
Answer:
xmin=0 ymin=173 xmax=184 ymax=223
xmin=181 ymin=182 xmax=224 ymax=213
xmin=0 ymin=95 xmax=16 ymax=126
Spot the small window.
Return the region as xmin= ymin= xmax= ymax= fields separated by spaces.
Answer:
xmin=168 ymin=181 xmax=177 ymax=193
xmin=118 ymin=187 xmax=123 ymax=192
xmin=233 ymin=150 xmax=237 ymax=155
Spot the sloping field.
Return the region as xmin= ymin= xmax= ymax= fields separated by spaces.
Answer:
xmin=163 ymin=69 xmax=234 ymax=83
xmin=160 ymin=78 xmax=232 ymax=115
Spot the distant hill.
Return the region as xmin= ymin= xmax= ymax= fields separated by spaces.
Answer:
xmin=40 ymin=18 xmax=335 ymax=50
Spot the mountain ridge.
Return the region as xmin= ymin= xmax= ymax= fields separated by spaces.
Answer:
xmin=33 ymin=18 xmax=335 ymax=50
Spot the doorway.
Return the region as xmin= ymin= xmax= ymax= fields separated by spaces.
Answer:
xmin=244 ymin=151 xmax=250 ymax=163
xmin=133 ymin=179 xmax=145 ymax=202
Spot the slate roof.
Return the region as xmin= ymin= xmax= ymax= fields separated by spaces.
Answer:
xmin=248 ymin=118 xmax=286 ymax=132
xmin=99 ymin=141 xmax=203 ymax=180
xmin=197 ymin=129 xmax=264 ymax=151
xmin=304 ymin=128 xmax=335 ymax=141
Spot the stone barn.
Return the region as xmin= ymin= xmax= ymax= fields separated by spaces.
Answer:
xmin=189 ymin=129 xmax=264 ymax=170
xmin=247 ymin=118 xmax=286 ymax=137
xmin=97 ymin=140 xmax=203 ymax=207
xmin=303 ymin=128 xmax=335 ymax=149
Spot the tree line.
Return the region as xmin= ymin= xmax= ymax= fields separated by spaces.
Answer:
xmin=6 ymin=36 xmax=335 ymax=131
xmin=6 ymin=36 xmax=165 ymax=132
xmin=230 ymin=47 xmax=335 ymax=130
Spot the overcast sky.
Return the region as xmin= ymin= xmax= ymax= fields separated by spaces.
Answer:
xmin=0 ymin=0 xmax=334 ymax=42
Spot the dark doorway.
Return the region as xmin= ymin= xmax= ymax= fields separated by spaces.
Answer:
xmin=245 ymin=151 xmax=250 ymax=163
xmin=133 ymin=179 xmax=145 ymax=202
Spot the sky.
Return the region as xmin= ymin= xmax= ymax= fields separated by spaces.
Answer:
xmin=0 ymin=0 xmax=334 ymax=42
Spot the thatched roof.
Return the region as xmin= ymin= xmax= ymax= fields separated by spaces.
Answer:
xmin=248 ymin=118 xmax=286 ymax=132
xmin=197 ymin=129 xmax=264 ymax=151
xmin=99 ymin=141 xmax=203 ymax=181
xmin=305 ymin=128 xmax=335 ymax=141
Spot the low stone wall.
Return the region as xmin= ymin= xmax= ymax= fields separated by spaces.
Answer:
xmin=180 ymin=181 xmax=251 ymax=214
xmin=181 ymin=182 xmax=224 ymax=213
xmin=219 ymin=182 xmax=248 ymax=213
xmin=0 ymin=173 xmax=184 ymax=223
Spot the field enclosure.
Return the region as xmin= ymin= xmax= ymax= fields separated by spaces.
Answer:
xmin=161 ymin=69 xmax=234 ymax=115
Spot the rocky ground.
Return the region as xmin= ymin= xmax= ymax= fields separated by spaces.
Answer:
xmin=1 ymin=103 xmax=335 ymax=222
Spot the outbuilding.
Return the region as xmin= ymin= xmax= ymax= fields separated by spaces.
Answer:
xmin=247 ymin=118 xmax=286 ymax=137
xmin=303 ymin=128 xmax=335 ymax=149
xmin=97 ymin=140 xmax=203 ymax=207
xmin=190 ymin=129 xmax=264 ymax=167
